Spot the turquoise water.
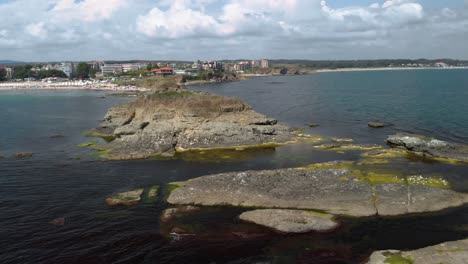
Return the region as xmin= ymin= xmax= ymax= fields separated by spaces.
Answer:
xmin=0 ymin=71 xmax=467 ymax=263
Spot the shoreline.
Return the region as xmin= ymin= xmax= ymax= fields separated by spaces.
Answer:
xmin=316 ymin=66 xmax=468 ymax=73
xmin=0 ymin=82 xmax=149 ymax=92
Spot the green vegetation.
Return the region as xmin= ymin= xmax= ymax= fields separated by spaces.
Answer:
xmin=382 ymin=252 xmax=414 ymax=264
xmin=12 ymin=65 xmax=68 ymax=79
xmin=75 ymin=62 xmax=90 ymax=79
xmin=0 ymin=68 xmax=6 ymax=81
xmin=271 ymin=59 xmax=468 ymax=69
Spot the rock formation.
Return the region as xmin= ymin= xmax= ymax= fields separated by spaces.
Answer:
xmin=167 ymin=165 xmax=468 ymax=217
xmin=367 ymin=239 xmax=468 ymax=264
xmin=91 ymin=89 xmax=297 ymax=160
xmin=386 ymin=133 xmax=468 ymax=163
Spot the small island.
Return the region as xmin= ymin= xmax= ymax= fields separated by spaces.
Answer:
xmin=87 ymin=76 xmax=298 ymax=160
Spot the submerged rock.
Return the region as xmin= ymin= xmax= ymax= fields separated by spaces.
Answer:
xmin=386 ymin=133 xmax=468 ymax=163
xmin=105 ymin=189 xmax=144 ymax=206
xmin=239 ymin=209 xmax=338 ymax=233
xmin=167 ymin=166 xmax=468 ymax=217
xmin=49 ymin=217 xmax=65 ymax=226
xmin=313 ymin=144 xmax=383 ymax=151
xmin=368 ymin=121 xmax=385 ymax=128
xmin=367 ymin=239 xmax=468 ymax=264
xmin=92 ymin=89 xmax=297 ymax=160
xmin=49 ymin=134 xmax=65 ymax=138
xmin=160 ymin=206 xmax=200 ymax=223
xmin=15 ymin=153 xmax=33 ymax=159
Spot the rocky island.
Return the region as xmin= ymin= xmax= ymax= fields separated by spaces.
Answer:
xmin=87 ymin=77 xmax=299 ymax=160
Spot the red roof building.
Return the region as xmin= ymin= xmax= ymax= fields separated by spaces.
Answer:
xmin=151 ymin=67 xmax=174 ymax=76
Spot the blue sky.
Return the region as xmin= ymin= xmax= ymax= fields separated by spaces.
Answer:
xmin=0 ymin=0 xmax=467 ymax=61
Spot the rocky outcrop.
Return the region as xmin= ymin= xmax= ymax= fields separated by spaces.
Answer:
xmin=15 ymin=153 xmax=33 ymax=159
xmin=92 ymin=89 xmax=297 ymax=160
xmin=368 ymin=121 xmax=385 ymax=128
xmin=386 ymin=133 xmax=468 ymax=163
xmin=239 ymin=209 xmax=338 ymax=233
xmin=367 ymin=239 xmax=468 ymax=264
xmin=167 ymin=166 xmax=468 ymax=217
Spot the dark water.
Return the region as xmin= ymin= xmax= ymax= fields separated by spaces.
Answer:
xmin=1 ymin=70 xmax=467 ymax=264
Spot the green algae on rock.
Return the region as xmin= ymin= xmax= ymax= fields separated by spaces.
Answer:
xmin=167 ymin=166 xmax=468 ymax=217
xmin=144 ymin=185 xmax=159 ymax=203
xmin=314 ymin=144 xmax=383 ymax=152
xmin=91 ymin=88 xmax=301 ymax=160
xmin=386 ymin=133 xmax=468 ymax=163
xmin=105 ymin=189 xmax=144 ymax=206
xmin=83 ymin=130 xmax=117 ymax=142
xmin=367 ymin=239 xmax=468 ymax=264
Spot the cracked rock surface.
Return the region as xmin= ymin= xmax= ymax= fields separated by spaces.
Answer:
xmin=167 ymin=167 xmax=468 ymax=217
xmin=367 ymin=239 xmax=468 ymax=264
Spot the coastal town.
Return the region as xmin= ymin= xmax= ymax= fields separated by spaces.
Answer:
xmin=0 ymin=59 xmax=274 ymax=90
xmin=2 ymin=58 xmax=468 ymax=90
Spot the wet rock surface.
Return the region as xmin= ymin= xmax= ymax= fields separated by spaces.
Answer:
xmin=105 ymin=189 xmax=144 ymax=206
xmin=386 ymin=133 xmax=468 ymax=163
xmin=368 ymin=121 xmax=385 ymax=128
xmin=167 ymin=167 xmax=468 ymax=217
xmin=239 ymin=209 xmax=339 ymax=233
xmin=15 ymin=152 xmax=33 ymax=159
xmin=160 ymin=206 xmax=201 ymax=223
xmin=92 ymin=89 xmax=297 ymax=160
xmin=367 ymin=239 xmax=468 ymax=264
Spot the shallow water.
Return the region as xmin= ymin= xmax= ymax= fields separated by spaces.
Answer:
xmin=1 ymin=71 xmax=467 ymax=263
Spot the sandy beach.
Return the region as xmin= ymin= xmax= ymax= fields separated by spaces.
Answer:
xmin=0 ymin=81 xmax=149 ymax=92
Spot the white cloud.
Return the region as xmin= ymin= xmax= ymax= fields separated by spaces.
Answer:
xmin=136 ymin=1 xmax=218 ymax=38
xmin=51 ymin=0 xmax=128 ymax=22
xmin=0 ymin=0 xmax=467 ymax=61
xmin=25 ymin=22 xmax=48 ymax=38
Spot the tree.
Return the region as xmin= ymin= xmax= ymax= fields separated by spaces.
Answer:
xmin=0 ymin=68 xmax=6 ymax=81
xmin=279 ymin=68 xmax=288 ymax=75
xmin=75 ymin=62 xmax=90 ymax=79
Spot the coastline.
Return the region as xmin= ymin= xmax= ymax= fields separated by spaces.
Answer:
xmin=0 ymin=81 xmax=149 ymax=92
xmin=316 ymin=66 xmax=468 ymax=73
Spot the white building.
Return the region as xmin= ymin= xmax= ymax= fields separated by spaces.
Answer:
xmin=6 ymin=67 xmax=13 ymax=79
xmin=101 ymin=64 xmax=123 ymax=75
xmin=59 ymin=62 xmax=74 ymax=78
xmin=122 ymin=63 xmax=140 ymax=72
xmin=260 ymin=59 xmax=270 ymax=68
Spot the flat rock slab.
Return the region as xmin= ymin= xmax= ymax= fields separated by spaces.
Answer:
xmin=367 ymin=239 xmax=468 ymax=264
xmin=105 ymin=189 xmax=144 ymax=206
xmin=168 ymin=168 xmax=376 ymax=217
xmin=167 ymin=168 xmax=468 ymax=217
xmin=386 ymin=133 xmax=468 ymax=163
xmin=239 ymin=209 xmax=338 ymax=233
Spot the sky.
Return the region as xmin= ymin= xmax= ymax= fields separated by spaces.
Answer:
xmin=0 ymin=0 xmax=467 ymax=61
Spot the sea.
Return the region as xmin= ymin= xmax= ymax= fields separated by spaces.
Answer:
xmin=0 ymin=69 xmax=467 ymax=264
